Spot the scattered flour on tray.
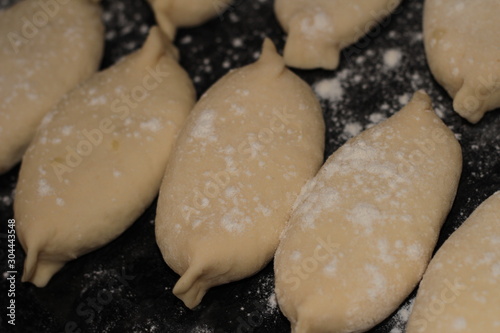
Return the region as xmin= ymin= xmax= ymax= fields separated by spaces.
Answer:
xmin=241 ymin=274 xmax=280 ymax=322
xmin=190 ymin=325 xmax=213 ymax=333
xmin=310 ymin=18 xmax=450 ymax=154
xmin=388 ymin=297 xmax=414 ymax=333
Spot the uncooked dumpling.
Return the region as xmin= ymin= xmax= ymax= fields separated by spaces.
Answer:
xmin=424 ymin=0 xmax=500 ymax=123
xmin=0 ymin=0 xmax=104 ymax=174
xmin=274 ymin=0 xmax=402 ymax=70
xmin=147 ymin=0 xmax=233 ymax=39
xmin=15 ymin=27 xmax=196 ymax=287
xmin=155 ymin=39 xmax=325 ymax=309
xmin=274 ymin=91 xmax=462 ymax=333
xmin=406 ymin=191 xmax=500 ymax=333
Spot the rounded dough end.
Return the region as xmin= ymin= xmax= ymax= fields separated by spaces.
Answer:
xmin=22 ymin=247 xmax=65 ymax=287
xmin=172 ymin=253 xmax=235 ymax=309
xmin=138 ymin=26 xmax=179 ymax=65
xmin=256 ymin=38 xmax=287 ymax=77
xmin=283 ymin=28 xmax=340 ymax=70
xmin=409 ymin=89 xmax=433 ymax=110
xmin=148 ymin=0 xmax=177 ymax=40
xmin=172 ymin=264 xmax=210 ymax=309
xmin=290 ymin=305 xmax=330 ymax=333
xmin=453 ymin=82 xmax=496 ymax=124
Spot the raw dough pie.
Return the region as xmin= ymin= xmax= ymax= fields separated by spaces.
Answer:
xmin=147 ymin=0 xmax=233 ymax=39
xmin=424 ymin=0 xmax=500 ymax=123
xmin=15 ymin=27 xmax=196 ymax=287
xmin=155 ymin=39 xmax=325 ymax=309
xmin=274 ymin=91 xmax=462 ymax=333
xmin=406 ymin=191 xmax=500 ymax=333
xmin=274 ymin=0 xmax=402 ymax=70
xmin=0 ymin=0 xmax=104 ymax=174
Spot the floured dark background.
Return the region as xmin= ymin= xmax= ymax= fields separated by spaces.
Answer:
xmin=0 ymin=0 xmax=499 ymax=332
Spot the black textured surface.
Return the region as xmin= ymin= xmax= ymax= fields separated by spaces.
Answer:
xmin=1 ymin=0 xmax=499 ymax=332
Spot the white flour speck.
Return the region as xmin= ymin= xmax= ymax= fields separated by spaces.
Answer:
xmin=368 ymin=113 xmax=386 ymax=126
xmin=343 ymin=122 xmax=363 ymax=138
xmin=453 ymin=317 xmax=467 ymax=330
xmin=38 ymin=179 xmax=54 ymax=197
xmin=140 ymin=118 xmax=163 ymax=132
xmin=232 ymin=38 xmax=243 ymax=47
xmin=398 ymin=93 xmax=411 ymax=105
xmin=88 ymin=96 xmax=108 ymax=106
xmin=314 ymin=78 xmax=343 ymax=102
xmin=192 ymin=110 xmax=217 ymax=140
xmin=384 ymin=49 xmax=403 ymax=68
xmin=61 ymin=126 xmax=74 ymax=136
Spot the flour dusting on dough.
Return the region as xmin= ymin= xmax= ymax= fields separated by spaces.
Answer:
xmin=38 ymin=179 xmax=54 ymax=197
xmin=191 ymin=109 xmax=217 ymax=140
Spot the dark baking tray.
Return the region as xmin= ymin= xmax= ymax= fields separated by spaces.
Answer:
xmin=1 ymin=0 xmax=499 ymax=332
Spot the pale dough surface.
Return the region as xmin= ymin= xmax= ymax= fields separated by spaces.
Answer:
xmin=274 ymin=91 xmax=462 ymax=333
xmin=424 ymin=0 xmax=500 ymax=123
xmin=406 ymin=191 xmax=500 ymax=333
xmin=147 ymin=0 xmax=233 ymax=39
xmin=14 ymin=27 xmax=196 ymax=287
xmin=0 ymin=0 xmax=104 ymax=174
xmin=274 ymin=0 xmax=402 ymax=70
xmin=155 ymin=39 xmax=325 ymax=309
